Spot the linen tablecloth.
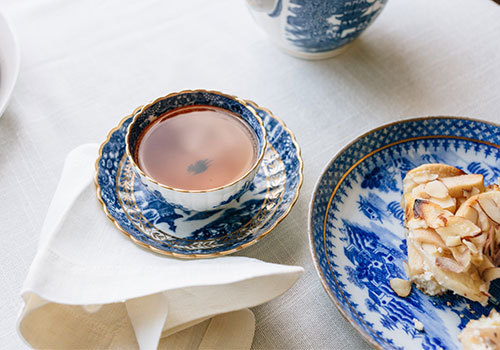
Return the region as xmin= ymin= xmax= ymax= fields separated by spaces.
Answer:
xmin=2 ymin=0 xmax=500 ymax=348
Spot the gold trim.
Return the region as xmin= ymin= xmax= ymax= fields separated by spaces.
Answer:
xmin=308 ymin=116 xmax=500 ymax=350
xmin=125 ymin=89 xmax=268 ymax=194
xmin=95 ymin=100 xmax=303 ymax=259
xmin=116 ymin=145 xmax=280 ymax=243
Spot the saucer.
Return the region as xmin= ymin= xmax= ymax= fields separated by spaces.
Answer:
xmin=309 ymin=117 xmax=500 ymax=349
xmin=96 ymin=100 xmax=303 ymax=258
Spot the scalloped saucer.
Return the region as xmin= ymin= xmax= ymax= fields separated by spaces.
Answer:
xmin=95 ymin=101 xmax=302 ymax=258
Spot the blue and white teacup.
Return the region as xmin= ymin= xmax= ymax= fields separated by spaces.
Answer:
xmin=125 ymin=90 xmax=267 ymax=212
xmin=247 ymin=0 xmax=388 ymax=59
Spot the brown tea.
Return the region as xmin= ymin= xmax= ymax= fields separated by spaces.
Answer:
xmin=135 ymin=106 xmax=258 ymax=191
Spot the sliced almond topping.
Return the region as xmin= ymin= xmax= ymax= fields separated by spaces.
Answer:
xmin=470 ymin=233 xmax=487 ymax=250
xmin=477 ymin=192 xmax=500 ymax=225
xmin=445 ymin=236 xmax=462 ymax=247
xmin=456 ymin=244 xmax=467 ymax=254
xmin=412 ymin=173 xmax=439 ymax=184
xmin=456 ymin=197 xmax=467 ymax=209
xmin=470 ymin=187 xmax=481 ymax=196
xmin=478 ymin=257 xmax=496 ymax=275
xmin=482 ymin=267 xmax=500 ymax=283
xmin=422 ymin=243 xmax=439 ymax=255
xmin=435 ymin=216 xmax=481 ymax=240
xmin=407 ymin=218 xmax=428 ymax=230
xmin=428 ymin=196 xmax=456 ymax=213
xmin=413 ymin=199 xmax=452 ymax=228
xmin=435 ymin=256 xmax=465 ymax=273
xmin=411 ymin=184 xmax=431 ymax=199
xmin=452 ymin=247 xmax=472 ymax=269
xmin=403 ymin=164 xmax=465 ymax=194
xmin=440 ymin=174 xmax=484 ymax=198
xmin=494 ymin=251 xmax=500 ymax=266
xmin=486 ymin=183 xmax=500 ymax=192
xmin=469 ymin=255 xmax=484 ymax=268
xmin=407 ymin=243 xmax=425 ymax=276
xmin=390 ymin=278 xmax=412 ymax=297
xmin=425 ymin=180 xmax=449 ymax=199
xmin=479 ymin=284 xmax=491 ymax=295
xmin=405 ymin=164 xmax=465 ymax=181
xmin=474 ymin=202 xmax=492 ymax=233
xmin=463 ymin=186 xmax=481 ymax=198
xmin=463 ymin=240 xmax=479 ymax=255
xmin=463 ymin=242 xmax=483 ymax=267
xmin=403 ymin=194 xmax=420 ymax=227
xmin=456 ymin=205 xmax=478 ymax=225
xmin=411 ymin=228 xmax=446 ymax=248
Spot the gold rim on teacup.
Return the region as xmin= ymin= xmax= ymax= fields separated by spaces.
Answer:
xmin=125 ymin=89 xmax=267 ymax=195
xmin=94 ymin=100 xmax=303 ymax=258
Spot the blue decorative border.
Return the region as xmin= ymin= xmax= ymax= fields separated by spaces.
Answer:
xmin=96 ymin=101 xmax=302 ymax=258
xmin=310 ymin=117 xmax=500 ymax=349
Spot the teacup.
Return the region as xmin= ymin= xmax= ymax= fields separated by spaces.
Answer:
xmin=247 ymin=0 xmax=388 ymax=59
xmin=126 ymin=90 xmax=267 ymax=211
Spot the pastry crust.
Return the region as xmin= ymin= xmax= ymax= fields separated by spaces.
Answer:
xmin=403 ymin=164 xmax=500 ymax=305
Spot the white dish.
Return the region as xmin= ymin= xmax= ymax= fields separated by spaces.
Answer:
xmin=0 ymin=11 xmax=20 ymax=118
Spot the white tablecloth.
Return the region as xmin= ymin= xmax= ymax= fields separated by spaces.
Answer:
xmin=2 ymin=0 xmax=500 ymax=348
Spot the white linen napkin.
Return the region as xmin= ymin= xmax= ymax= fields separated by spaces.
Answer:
xmin=17 ymin=144 xmax=303 ymax=350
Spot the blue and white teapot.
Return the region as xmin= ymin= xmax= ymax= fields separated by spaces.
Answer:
xmin=247 ymin=0 xmax=388 ymax=59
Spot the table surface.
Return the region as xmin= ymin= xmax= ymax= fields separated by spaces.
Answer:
xmin=2 ymin=0 xmax=500 ymax=349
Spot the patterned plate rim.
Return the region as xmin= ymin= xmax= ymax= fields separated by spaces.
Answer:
xmin=95 ymin=101 xmax=304 ymax=259
xmin=308 ymin=115 xmax=500 ymax=349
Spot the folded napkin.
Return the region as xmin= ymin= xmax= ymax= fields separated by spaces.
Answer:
xmin=17 ymin=144 xmax=303 ymax=350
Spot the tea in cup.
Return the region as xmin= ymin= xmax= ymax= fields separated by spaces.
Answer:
xmin=126 ymin=90 xmax=267 ymax=211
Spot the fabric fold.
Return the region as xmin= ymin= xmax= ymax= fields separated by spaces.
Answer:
xmin=17 ymin=144 xmax=303 ymax=349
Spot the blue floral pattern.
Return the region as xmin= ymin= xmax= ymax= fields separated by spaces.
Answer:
xmin=310 ymin=117 xmax=500 ymax=349
xmin=96 ymin=101 xmax=302 ymax=257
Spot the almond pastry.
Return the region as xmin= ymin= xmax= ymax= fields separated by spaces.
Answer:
xmin=459 ymin=309 xmax=500 ymax=350
xmin=402 ymin=163 xmax=500 ymax=305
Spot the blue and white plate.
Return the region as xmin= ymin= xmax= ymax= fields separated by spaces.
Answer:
xmin=309 ymin=117 xmax=500 ymax=350
xmin=96 ymin=101 xmax=302 ymax=258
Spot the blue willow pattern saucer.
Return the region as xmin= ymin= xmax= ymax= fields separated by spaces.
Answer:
xmin=309 ymin=117 xmax=500 ymax=350
xmin=96 ymin=101 xmax=302 ymax=258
